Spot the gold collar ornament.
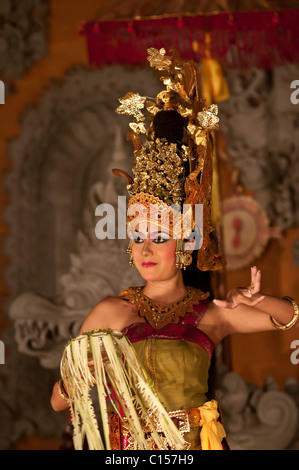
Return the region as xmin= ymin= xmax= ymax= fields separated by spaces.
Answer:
xmin=120 ymin=286 xmax=209 ymax=329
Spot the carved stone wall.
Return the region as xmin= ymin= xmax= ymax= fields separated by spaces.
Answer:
xmin=217 ymin=365 xmax=299 ymax=450
xmin=218 ymin=64 xmax=299 ymax=231
xmin=0 ymin=0 xmax=49 ymax=95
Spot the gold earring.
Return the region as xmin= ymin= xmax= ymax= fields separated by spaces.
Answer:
xmin=175 ymin=239 xmax=192 ymax=270
xmin=127 ymin=239 xmax=134 ymax=266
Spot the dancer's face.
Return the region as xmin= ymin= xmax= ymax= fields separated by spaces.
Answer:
xmin=131 ymin=222 xmax=179 ymax=282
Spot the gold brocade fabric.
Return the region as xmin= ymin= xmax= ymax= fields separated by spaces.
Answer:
xmin=132 ymin=338 xmax=211 ymax=449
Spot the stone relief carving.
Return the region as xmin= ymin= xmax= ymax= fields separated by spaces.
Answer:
xmin=9 ymin=125 xmax=144 ymax=369
xmin=216 ymin=365 xmax=299 ymax=450
xmin=218 ymin=64 xmax=299 ymax=230
xmin=0 ymin=0 xmax=49 ymax=96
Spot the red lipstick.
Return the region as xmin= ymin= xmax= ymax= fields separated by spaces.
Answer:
xmin=141 ymin=262 xmax=157 ymax=268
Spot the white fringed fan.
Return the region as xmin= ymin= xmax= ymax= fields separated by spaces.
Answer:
xmin=60 ymin=329 xmax=187 ymax=450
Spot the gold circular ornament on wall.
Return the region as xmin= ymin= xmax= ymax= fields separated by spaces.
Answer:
xmin=222 ymin=195 xmax=282 ymax=271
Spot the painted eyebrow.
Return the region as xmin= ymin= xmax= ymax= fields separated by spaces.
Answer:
xmin=134 ymin=230 xmax=170 ymax=238
xmin=150 ymin=231 xmax=170 ymax=237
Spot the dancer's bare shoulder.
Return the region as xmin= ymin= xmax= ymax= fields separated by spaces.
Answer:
xmin=79 ymin=295 xmax=140 ymax=334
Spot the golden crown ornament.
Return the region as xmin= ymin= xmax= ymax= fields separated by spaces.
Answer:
xmin=113 ymin=46 xmax=225 ymax=272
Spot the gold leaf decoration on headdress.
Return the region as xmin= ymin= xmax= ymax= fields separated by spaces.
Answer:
xmin=129 ymin=122 xmax=147 ymax=134
xmin=197 ymin=104 xmax=219 ymax=131
xmin=113 ymin=46 xmax=226 ymax=271
xmin=147 ymin=47 xmax=172 ymax=70
xmin=116 ymin=92 xmax=147 ymax=122
xmin=128 ymin=139 xmax=188 ymax=206
xmin=187 ymin=105 xmax=220 ymax=147
xmin=146 ymin=101 xmax=160 ymax=121
xmin=187 ymin=125 xmax=207 ymax=147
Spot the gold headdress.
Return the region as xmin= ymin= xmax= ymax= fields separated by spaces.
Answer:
xmin=113 ymin=47 xmax=225 ymax=271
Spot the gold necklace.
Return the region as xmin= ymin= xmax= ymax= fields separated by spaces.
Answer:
xmin=120 ymin=286 xmax=209 ymax=329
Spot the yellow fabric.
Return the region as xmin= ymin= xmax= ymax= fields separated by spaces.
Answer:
xmin=132 ymin=339 xmax=211 ymax=411
xmin=201 ymin=58 xmax=230 ymax=106
xmin=199 ymin=399 xmax=226 ymax=450
xmin=200 ymin=45 xmax=230 ymax=228
xmin=132 ymin=338 xmax=225 ymax=449
xmin=211 ymin=135 xmax=222 ymax=226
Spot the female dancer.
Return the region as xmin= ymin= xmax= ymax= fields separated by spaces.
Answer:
xmin=50 ymin=226 xmax=296 ymax=449
xmin=50 ymin=48 xmax=298 ymax=450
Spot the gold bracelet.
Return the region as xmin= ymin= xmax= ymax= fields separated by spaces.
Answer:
xmin=57 ymin=379 xmax=70 ymax=401
xmin=270 ymin=296 xmax=299 ymax=331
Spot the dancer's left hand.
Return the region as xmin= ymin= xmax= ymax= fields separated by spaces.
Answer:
xmin=213 ymin=266 xmax=265 ymax=309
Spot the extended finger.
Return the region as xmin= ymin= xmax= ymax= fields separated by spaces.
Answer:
xmin=250 ymin=266 xmax=257 ymax=287
xmin=251 ymin=266 xmax=261 ymax=294
xmin=250 ymin=266 xmax=255 ymax=285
